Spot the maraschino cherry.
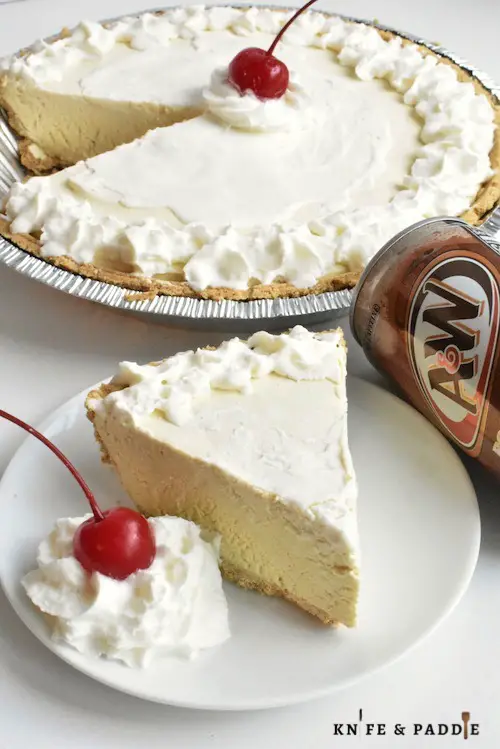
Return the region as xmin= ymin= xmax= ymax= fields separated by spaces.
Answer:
xmin=228 ymin=0 xmax=318 ymax=100
xmin=0 ymin=409 xmax=155 ymax=581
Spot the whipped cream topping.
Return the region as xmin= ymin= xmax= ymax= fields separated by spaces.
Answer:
xmin=22 ymin=515 xmax=230 ymax=667
xmin=2 ymin=6 xmax=496 ymax=290
xmin=95 ymin=326 xmax=344 ymax=426
xmin=203 ymin=67 xmax=309 ymax=131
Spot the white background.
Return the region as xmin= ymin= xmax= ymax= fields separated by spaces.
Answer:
xmin=0 ymin=1 xmax=499 ymax=747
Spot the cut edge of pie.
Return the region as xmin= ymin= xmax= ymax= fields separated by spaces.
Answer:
xmin=1 ymin=17 xmax=499 ymax=301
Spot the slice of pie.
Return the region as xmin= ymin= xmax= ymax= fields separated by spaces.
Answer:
xmin=0 ymin=6 xmax=498 ymax=301
xmin=85 ymin=326 xmax=359 ymax=627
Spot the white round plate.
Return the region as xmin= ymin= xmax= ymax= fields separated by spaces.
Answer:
xmin=0 ymin=378 xmax=480 ymax=710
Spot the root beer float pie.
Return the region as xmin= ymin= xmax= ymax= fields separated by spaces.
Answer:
xmin=86 ymin=327 xmax=360 ymax=627
xmin=0 ymin=4 xmax=498 ymax=300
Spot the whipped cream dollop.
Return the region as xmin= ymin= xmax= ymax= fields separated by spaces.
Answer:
xmin=94 ymin=326 xmax=344 ymax=426
xmin=22 ymin=515 xmax=230 ymax=667
xmin=2 ymin=6 xmax=496 ymax=290
xmin=203 ymin=67 xmax=309 ymax=132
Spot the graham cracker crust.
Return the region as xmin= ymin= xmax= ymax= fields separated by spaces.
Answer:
xmin=220 ymin=559 xmax=344 ymax=626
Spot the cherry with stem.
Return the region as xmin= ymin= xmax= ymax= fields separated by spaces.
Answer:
xmin=0 ymin=409 xmax=155 ymax=581
xmin=228 ymin=0 xmax=319 ymax=100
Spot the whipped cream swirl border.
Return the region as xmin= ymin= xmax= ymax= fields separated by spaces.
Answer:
xmin=2 ymin=6 xmax=496 ymax=291
xmin=97 ymin=326 xmax=345 ymax=425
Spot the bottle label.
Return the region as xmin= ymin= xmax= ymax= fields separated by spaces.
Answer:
xmin=407 ymin=251 xmax=500 ymax=454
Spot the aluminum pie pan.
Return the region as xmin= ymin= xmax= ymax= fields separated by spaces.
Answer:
xmin=0 ymin=7 xmax=498 ymax=330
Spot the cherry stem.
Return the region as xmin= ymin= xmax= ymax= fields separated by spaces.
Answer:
xmin=267 ymin=0 xmax=319 ymax=56
xmin=0 ymin=409 xmax=104 ymax=522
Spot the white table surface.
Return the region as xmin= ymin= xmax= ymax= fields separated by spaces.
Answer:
xmin=1 ymin=0 xmax=499 ymax=746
